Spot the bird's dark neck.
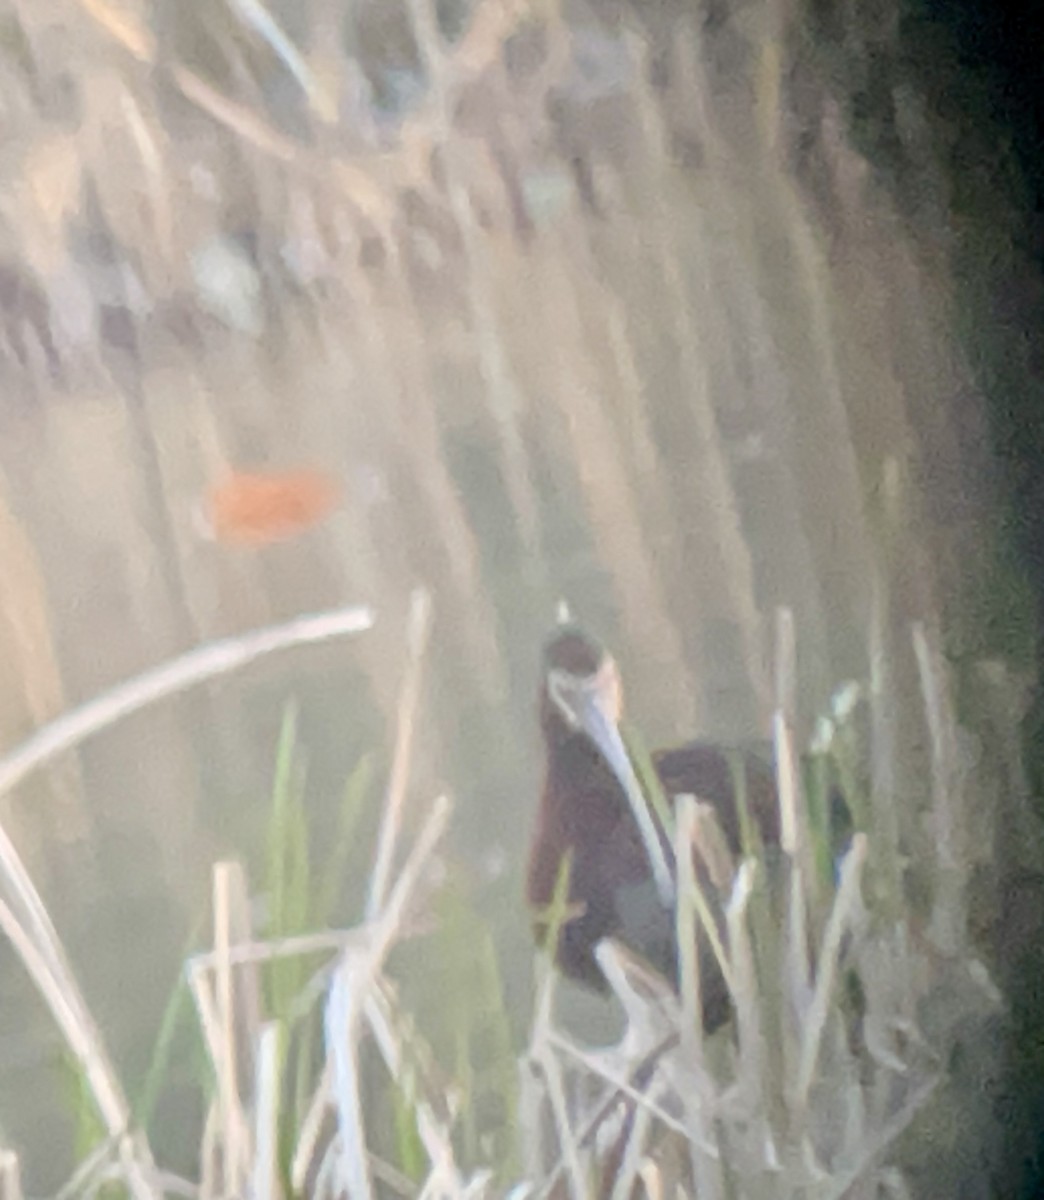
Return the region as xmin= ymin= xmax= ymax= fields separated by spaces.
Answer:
xmin=544 ymin=725 xmax=626 ymax=805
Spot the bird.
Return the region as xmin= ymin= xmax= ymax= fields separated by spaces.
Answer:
xmin=527 ymin=622 xmax=794 ymax=1031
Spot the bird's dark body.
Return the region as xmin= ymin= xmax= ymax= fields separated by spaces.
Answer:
xmin=527 ymin=626 xmax=782 ymax=1031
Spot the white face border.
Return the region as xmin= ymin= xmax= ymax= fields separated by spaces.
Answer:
xmin=546 ymin=656 xmax=623 ymax=732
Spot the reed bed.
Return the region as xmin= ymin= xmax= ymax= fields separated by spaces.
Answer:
xmin=0 ymin=585 xmax=1007 ymax=1200
xmin=516 ymin=606 xmax=1002 ymax=1200
xmin=0 ymin=0 xmax=1029 ymax=1193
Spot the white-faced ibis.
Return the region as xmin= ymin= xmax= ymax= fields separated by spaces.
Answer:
xmin=527 ymin=623 xmax=786 ymax=1031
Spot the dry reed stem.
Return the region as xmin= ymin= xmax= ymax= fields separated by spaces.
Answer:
xmin=674 ymin=796 xmax=704 ymax=1066
xmin=310 ymin=1135 xmax=341 ymax=1200
xmin=0 ymin=604 xmax=374 ymax=806
xmin=290 ymin=1057 xmax=332 ymax=1193
xmin=153 ymin=1175 xmax=198 ymax=1199
xmin=288 ymin=777 xmax=446 ymax=1190
xmin=911 ymin=621 xmax=965 ymax=956
xmin=250 ymin=1023 xmax=282 ymax=1200
xmin=212 ymin=863 xmax=250 ymax=1197
xmin=189 ymin=929 xmax=374 ymax=974
xmin=545 ymin=1034 xmax=688 ymax=1139
xmin=223 ymin=929 xmax=432 ymax=1054
xmin=0 ymin=1152 xmax=19 ymax=1200
xmin=779 ymin=712 xmax=813 ymax=1011
xmin=0 ymin=822 xmax=98 ymax=1039
xmin=364 ymin=988 xmax=460 ymax=1178
xmin=795 ymin=834 xmax=868 ymax=1108
xmin=227 ymin=861 xmax=263 ymax=1099
xmin=822 ymin=1073 xmax=940 ymax=1200
xmin=52 ymin=1141 xmax=117 ymax=1200
xmin=188 ymin=960 xmax=225 ymax=1095
xmin=593 ymin=945 xmax=725 ymax=1192
xmin=326 ymin=959 xmax=373 ymax=1200
xmin=370 ymin=793 xmax=451 ymax=962
xmin=200 ymin=1101 xmax=220 ymax=1200
xmin=81 ymin=0 xmax=532 ymax=181
xmin=228 ymin=0 xmax=323 ymax=113
xmin=528 ymin=962 xmax=587 ymax=1200
xmin=76 ymin=0 xmax=155 ymax=62
xmin=773 ymin=608 xmax=800 ymax=858
xmin=679 ymin=851 xmax=736 ymax=1003
xmin=774 ymin=609 xmax=813 ymax=1071
xmin=531 ymin=1039 xmax=585 ymax=1200
xmin=171 ymin=67 xmax=301 ymax=161
xmin=324 ymin=794 xmax=452 ymax=1200
xmin=0 ymin=895 xmax=110 ymax=1104
xmin=725 ymin=861 xmax=761 ymax=1094
xmin=367 ymin=587 xmax=433 ymax=919
xmin=868 ymin=563 xmax=903 ymax=914
xmin=369 ymin=1154 xmax=419 ymax=1199
xmin=0 ymin=882 xmax=160 ymax=1200
xmin=609 ymin=1102 xmax=653 ymax=1200
xmin=638 ymin=1159 xmax=663 ymax=1200
xmin=0 ymin=796 xmax=102 ymax=1032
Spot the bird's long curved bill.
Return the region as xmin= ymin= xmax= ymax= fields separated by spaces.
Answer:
xmin=577 ymin=691 xmax=676 ymax=908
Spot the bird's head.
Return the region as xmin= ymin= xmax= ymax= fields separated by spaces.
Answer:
xmin=539 ymin=620 xmax=675 ymax=907
xmin=540 ymin=626 xmax=623 ymax=743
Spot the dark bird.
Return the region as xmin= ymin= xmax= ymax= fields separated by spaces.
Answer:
xmin=527 ymin=623 xmax=788 ymax=1031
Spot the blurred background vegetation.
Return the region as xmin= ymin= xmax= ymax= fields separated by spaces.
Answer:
xmin=0 ymin=0 xmax=1041 ymax=1193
